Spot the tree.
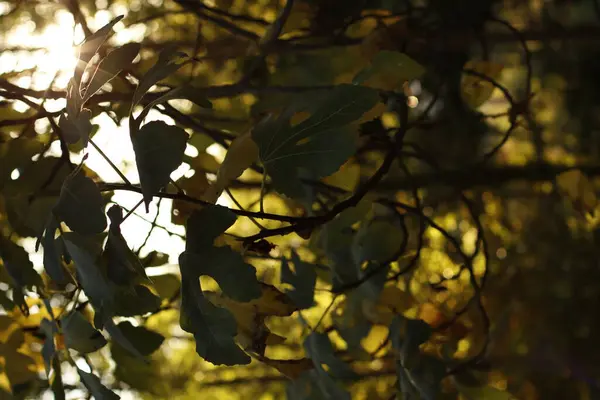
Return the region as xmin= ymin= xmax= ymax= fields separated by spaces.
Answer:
xmin=0 ymin=0 xmax=599 ymax=398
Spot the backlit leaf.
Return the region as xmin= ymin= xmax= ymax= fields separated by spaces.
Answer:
xmin=461 ymin=60 xmax=504 ymax=109
xmin=58 ymin=109 xmax=93 ymax=146
xmin=83 ymin=43 xmax=140 ymax=103
xmin=353 ymin=50 xmax=425 ymax=91
xmin=458 ymin=384 xmax=517 ymax=400
xmin=42 ymin=215 xmax=68 ymax=284
xmin=132 ymin=121 xmax=188 ymax=211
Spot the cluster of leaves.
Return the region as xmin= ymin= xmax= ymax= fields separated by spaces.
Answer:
xmin=1 ymin=0 xmax=599 ymax=399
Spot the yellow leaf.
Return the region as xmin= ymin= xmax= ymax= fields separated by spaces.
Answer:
xmin=461 ymin=60 xmax=504 ymax=109
xmin=171 ymin=171 xmax=210 ymax=225
xmin=322 ymin=159 xmax=361 ymax=192
xmin=205 ymin=284 xmax=298 ymax=355
xmin=204 ymin=130 xmax=259 ymax=204
xmin=556 ymin=169 xmax=598 ymax=216
xmin=259 ymin=356 xmax=313 ymax=379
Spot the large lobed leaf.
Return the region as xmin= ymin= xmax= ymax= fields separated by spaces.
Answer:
xmin=252 ymin=84 xmax=380 ymax=198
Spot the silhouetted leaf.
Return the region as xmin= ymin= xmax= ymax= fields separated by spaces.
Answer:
xmin=113 ymin=321 xmax=164 ymax=356
xmin=113 ymin=285 xmax=161 ymax=317
xmin=149 ymin=274 xmax=180 ymax=300
xmin=78 ymin=369 xmax=120 ymax=400
xmin=42 ymin=215 xmax=67 ymax=283
xmin=54 ymin=169 xmax=107 ymax=235
xmin=83 ymin=43 xmax=141 ymax=103
xmin=58 ymin=109 xmax=93 ymax=146
xmin=179 ymin=252 xmax=251 ymax=366
xmin=304 ymin=332 xmax=357 ymax=379
xmin=104 ymin=319 xmax=146 ymax=359
xmin=104 ymin=205 xmax=149 ymax=286
xmin=132 ymin=121 xmax=188 ymax=211
xmin=281 ymin=250 xmax=316 ymax=309
xmin=185 ymin=205 xmax=237 ymax=250
xmin=62 ymin=232 xmax=114 ymax=312
xmin=252 ymin=84 xmax=379 ymax=198
xmin=39 ymin=318 xmax=57 ymax=377
xmin=132 ymin=46 xmax=188 ymax=107
xmin=62 ymin=311 xmax=107 ymax=354
xmin=352 ymin=218 xmax=403 ymax=266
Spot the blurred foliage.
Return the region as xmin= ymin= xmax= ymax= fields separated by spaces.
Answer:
xmin=1 ymin=0 xmax=600 ymax=399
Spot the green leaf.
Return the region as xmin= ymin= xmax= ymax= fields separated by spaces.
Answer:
xmin=78 ymin=369 xmax=120 ymax=400
xmin=186 ymin=205 xmax=237 ymax=251
xmin=54 ymin=169 xmax=107 ymax=235
xmin=304 ymin=332 xmax=357 ymax=380
xmin=132 ymin=121 xmax=188 ymax=211
xmin=104 ymin=205 xmax=149 ymax=286
xmin=58 ymin=109 xmax=93 ymax=146
xmin=0 ymin=235 xmax=42 ymax=289
xmin=132 ymin=46 xmax=188 ymax=107
xmin=112 ymin=321 xmax=164 ymax=356
xmin=104 ymin=319 xmax=146 ymax=359
xmin=390 ymin=316 xmax=444 ymax=400
xmin=287 ymin=370 xmax=348 ymax=400
xmin=179 ymin=252 xmax=251 ymax=366
xmin=83 ymin=43 xmax=141 ymax=103
xmin=352 ymin=50 xmax=425 ymax=90
xmin=458 ymin=384 xmax=517 ymax=400
xmin=352 ymin=218 xmax=403 ymax=266
xmin=211 ymin=130 xmax=258 ymax=197
xmin=61 ymin=311 xmax=107 ymax=354
xmin=62 ymin=232 xmax=114 ymax=312
xmin=112 ymin=285 xmax=161 ymax=317
xmin=39 ymin=318 xmax=57 ymax=377
xmin=252 ymin=85 xmax=379 ymax=198
xmin=42 ymin=216 xmax=68 ymax=284
xmin=280 ymin=250 xmax=316 ymax=309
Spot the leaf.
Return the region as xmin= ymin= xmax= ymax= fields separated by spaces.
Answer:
xmin=112 ymin=284 xmax=161 ymax=317
xmin=62 ymin=233 xmax=114 ymax=312
xmin=104 ymin=319 xmax=146 ymax=359
xmin=304 ymin=332 xmax=357 ymax=380
xmin=252 ymin=85 xmax=380 ymax=198
xmin=54 ymin=169 xmax=107 ymax=235
xmin=58 ymin=109 xmax=93 ymax=146
xmin=112 ymin=321 xmax=164 ymax=356
xmin=261 ymin=357 xmax=313 ymax=380
xmin=353 ymin=50 xmax=425 ymax=91
xmin=179 ymin=252 xmax=251 ymax=366
xmin=204 ymin=283 xmax=297 ymax=355
xmin=42 ymin=216 xmax=68 ymax=284
xmin=207 ymin=130 xmax=258 ymax=201
xmin=390 ymin=316 xmax=444 ymax=400
xmin=40 ymin=318 xmax=57 ymax=377
xmin=132 ymin=46 xmax=188 ymax=107
xmin=171 ymin=171 xmax=210 ymax=225
xmin=0 ymin=235 xmax=42 ymax=289
xmin=149 ymin=273 xmax=180 ymax=300
xmin=132 ymin=121 xmax=188 ymax=211
xmin=104 ymin=205 xmax=149 ymax=286
xmin=61 ymin=311 xmax=107 ymax=354
xmin=352 ymin=218 xmax=404 ymax=266
xmin=461 ymin=60 xmax=504 ymax=109
xmin=0 ymin=329 xmax=37 ymax=387
xmin=556 ymin=169 xmax=598 ymax=216
xmin=78 ymin=369 xmax=120 ymax=400
xmin=185 ymin=205 xmax=238 ymax=250
xmin=183 ymin=250 xmax=261 ymax=302
xmin=281 ymin=251 xmax=317 ymax=309
xmin=458 ymin=384 xmax=517 ymax=400
xmin=76 ymin=15 xmax=124 ymax=73
xmin=83 ymin=43 xmax=141 ymax=103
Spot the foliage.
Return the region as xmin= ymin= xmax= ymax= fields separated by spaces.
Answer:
xmin=0 ymin=0 xmax=599 ymax=399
